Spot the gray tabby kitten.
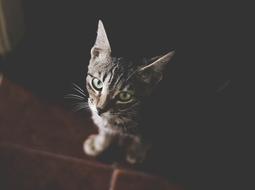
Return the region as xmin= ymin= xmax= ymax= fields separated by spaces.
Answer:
xmin=84 ymin=20 xmax=174 ymax=164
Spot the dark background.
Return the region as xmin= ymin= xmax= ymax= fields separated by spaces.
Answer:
xmin=2 ymin=1 xmax=242 ymax=101
xmin=0 ymin=0 xmax=250 ymax=189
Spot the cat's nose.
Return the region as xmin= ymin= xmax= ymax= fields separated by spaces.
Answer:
xmin=97 ymin=108 xmax=106 ymax=115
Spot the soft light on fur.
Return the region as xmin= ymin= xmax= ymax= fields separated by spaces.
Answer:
xmin=84 ymin=20 xmax=174 ymax=164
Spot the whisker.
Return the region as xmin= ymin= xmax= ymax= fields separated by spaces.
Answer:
xmin=129 ymin=102 xmax=140 ymax=108
xmin=72 ymin=104 xmax=89 ymax=112
xmin=68 ymin=99 xmax=90 ymax=112
xmin=71 ymin=101 xmax=88 ymax=107
xmin=110 ymin=113 xmax=121 ymax=116
xmin=73 ymin=88 xmax=86 ymax=97
xmin=64 ymin=94 xmax=86 ymax=100
xmin=64 ymin=82 xmax=90 ymax=112
xmin=72 ymin=82 xmax=84 ymax=92
xmin=119 ymin=102 xmax=140 ymax=112
xmin=72 ymin=83 xmax=86 ymax=97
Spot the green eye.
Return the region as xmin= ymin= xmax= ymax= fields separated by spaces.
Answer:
xmin=118 ymin=92 xmax=133 ymax=103
xmin=91 ymin=78 xmax=103 ymax=91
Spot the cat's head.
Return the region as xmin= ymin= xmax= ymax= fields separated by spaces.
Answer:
xmin=86 ymin=20 xmax=174 ymax=129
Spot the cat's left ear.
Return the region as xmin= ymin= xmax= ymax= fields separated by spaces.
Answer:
xmin=138 ymin=51 xmax=175 ymax=85
xmin=90 ymin=20 xmax=112 ymax=60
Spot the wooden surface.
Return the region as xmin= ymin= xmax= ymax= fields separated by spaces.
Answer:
xmin=0 ymin=76 xmax=183 ymax=190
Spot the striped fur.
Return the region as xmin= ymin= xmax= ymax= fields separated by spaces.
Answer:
xmin=84 ymin=20 xmax=174 ymax=163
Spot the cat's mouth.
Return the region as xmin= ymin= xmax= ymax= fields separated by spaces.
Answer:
xmin=94 ymin=110 xmax=136 ymax=134
xmin=99 ymin=112 xmax=120 ymax=120
xmin=89 ymin=101 xmax=134 ymax=131
xmin=98 ymin=112 xmax=126 ymax=124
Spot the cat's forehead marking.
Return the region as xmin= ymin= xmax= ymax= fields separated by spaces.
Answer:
xmin=88 ymin=57 xmax=150 ymax=94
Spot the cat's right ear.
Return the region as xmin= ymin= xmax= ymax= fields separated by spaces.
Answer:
xmin=90 ymin=20 xmax=111 ymax=60
xmin=137 ymin=51 xmax=175 ymax=85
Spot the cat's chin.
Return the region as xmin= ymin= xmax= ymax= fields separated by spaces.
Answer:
xmin=101 ymin=126 xmax=125 ymax=134
xmin=100 ymin=112 xmax=120 ymax=121
xmin=90 ymin=110 xmax=134 ymax=135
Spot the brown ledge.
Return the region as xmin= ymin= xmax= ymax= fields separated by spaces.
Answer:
xmin=0 ymin=77 xmax=183 ymax=190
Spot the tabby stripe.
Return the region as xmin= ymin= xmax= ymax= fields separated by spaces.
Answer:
xmin=113 ymin=73 xmax=124 ymax=87
xmin=109 ymin=64 xmax=118 ymax=83
xmin=102 ymin=72 xmax=107 ymax=82
xmin=87 ymin=82 xmax=96 ymax=93
xmin=87 ymin=73 xmax=94 ymax=78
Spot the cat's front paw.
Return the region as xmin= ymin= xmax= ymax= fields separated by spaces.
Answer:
xmin=83 ymin=134 xmax=107 ymax=156
xmin=126 ymin=145 xmax=148 ymax=164
xmin=126 ymin=150 xmax=147 ymax=164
